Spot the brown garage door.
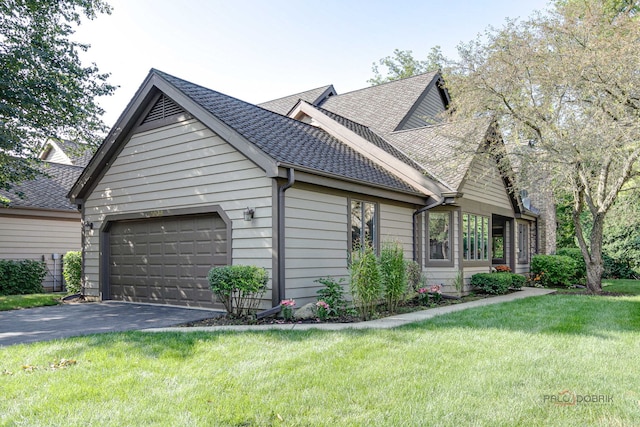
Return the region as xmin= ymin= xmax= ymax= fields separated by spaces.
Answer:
xmin=108 ymin=214 xmax=228 ymax=308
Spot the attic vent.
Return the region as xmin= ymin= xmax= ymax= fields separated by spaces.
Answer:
xmin=142 ymin=94 xmax=185 ymax=124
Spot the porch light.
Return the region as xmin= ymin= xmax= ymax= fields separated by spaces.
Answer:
xmin=243 ymin=207 xmax=255 ymax=221
xmin=84 ymin=221 xmax=94 ymax=230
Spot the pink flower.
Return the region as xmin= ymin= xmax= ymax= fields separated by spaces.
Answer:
xmin=316 ymin=301 xmax=330 ymax=310
xmin=429 ymin=284 xmax=442 ymax=294
xmin=417 ymin=287 xmax=428 ymax=294
xmin=280 ymin=299 xmax=296 ymax=307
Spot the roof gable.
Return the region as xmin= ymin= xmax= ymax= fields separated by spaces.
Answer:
xmin=320 ymin=71 xmax=441 ymax=135
xmin=70 ymin=70 xmax=422 ymax=203
xmin=258 ymin=85 xmax=336 ymax=116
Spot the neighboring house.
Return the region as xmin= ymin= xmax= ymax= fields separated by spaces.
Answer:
xmin=68 ymin=69 xmax=538 ymax=310
xmin=0 ymin=148 xmax=86 ymax=291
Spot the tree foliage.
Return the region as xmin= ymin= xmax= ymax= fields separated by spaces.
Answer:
xmin=446 ymin=0 xmax=640 ymax=292
xmin=368 ymin=47 xmax=445 ymax=86
xmin=0 ymin=0 xmax=115 ymax=193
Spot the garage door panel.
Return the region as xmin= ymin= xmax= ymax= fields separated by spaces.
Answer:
xmin=108 ymin=214 xmax=227 ymax=309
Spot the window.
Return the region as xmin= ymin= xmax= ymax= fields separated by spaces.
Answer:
xmin=427 ymin=211 xmax=451 ymax=261
xmin=351 ymin=200 xmax=377 ymax=251
xmin=462 ymin=213 xmax=489 ymax=261
xmin=518 ymin=223 xmax=529 ymax=263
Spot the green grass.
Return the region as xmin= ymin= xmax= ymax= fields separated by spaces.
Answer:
xmin=603 ymin=279 xmax=640 ymax=295
xmin=1 ymin=289 xmax=640 ymax=425
xmin=0 ymin=293 xmax=62 ymax=311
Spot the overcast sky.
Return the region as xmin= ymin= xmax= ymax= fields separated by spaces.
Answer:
xmin=73 ymin=0 xmax=551 ymax=128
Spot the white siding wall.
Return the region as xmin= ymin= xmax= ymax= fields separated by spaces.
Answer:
xmin=284 ymin=188 xmax=349 ymax=306
xmin=0 ymin=215 xmax=80 ymax=291
xmin=83 ymin=119 xmax=274 ymax=305
xmin=380 ymin=203 xmax=414 ymax=259
xmin=462 ymin=156 xmax=513 ymax=209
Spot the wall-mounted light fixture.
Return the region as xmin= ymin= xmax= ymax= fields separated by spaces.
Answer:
xmin=84 ymin=222 xmax=94 ymax=230
xmin=243 ymin=207 xmax=255 ymax=221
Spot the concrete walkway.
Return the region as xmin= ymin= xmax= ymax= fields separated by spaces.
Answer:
xmin=144 ymin=287 xmax=555 ymax=333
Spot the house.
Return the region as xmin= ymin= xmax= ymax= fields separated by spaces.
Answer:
xmin=0 ymin=143 xmax=88 ymax=291
xmin=68 ymin=69 xmax=538 ymax=310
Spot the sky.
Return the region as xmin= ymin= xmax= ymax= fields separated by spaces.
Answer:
xmin=73 ymin=0 xmax=551 ymax=128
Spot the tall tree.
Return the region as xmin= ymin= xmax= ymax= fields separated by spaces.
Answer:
xmin=368 ymin=47 xmax=446 ymax=86
xmin=446 ymin=0 xmax=640 ymax=293
xmin=0 ymin=0 xmax=115 ymax=197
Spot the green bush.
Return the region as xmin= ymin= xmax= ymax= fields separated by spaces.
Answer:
xmin=0 ymin=259 xmax=47 ymax=295
xmin=530 ymin=255 xmax=576 ymax=287
xmin=315 ymin=277 xmax=349 ymax=318
xmin=510 ymin=274 xmax=526 ymax=289
xmin=603 ymin=253 xmax=637 ymax=279
xmin=379 ymin=241 xmax=408 ymax=312
xmin=470 ymin=273 xmax=513 ymax=295
xmin=405 ymin=260 xmax=424 ymax=292
xmin=556 ymin=247 xmax=586 ymax=284
xmin=349 ymin=244 xmax=382 ymax=320
xmin=62 ymin=251 xmax=82 ymax=294
xmin=207 ymin=265 xmax=268 ymax=317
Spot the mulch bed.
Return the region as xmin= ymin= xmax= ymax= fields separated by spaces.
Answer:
xmin=176 ymin=292 xmax=491 ymax=328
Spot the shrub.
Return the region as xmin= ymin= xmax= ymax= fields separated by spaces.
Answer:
xmin=207 ymin=265 xmax=268 ymax=317
xmin=603 ymin=253 xmax=637 ymax=279
xmin=530 ymin=255 xmax=576 ymax=287
xmin=510 ymin=274 xmax=526 ymax=289
xmin=62 ymin=251 xmax=82 ymax=294
xmin=349 ymin=244 xmax=382 ymax=320
xmin=379 ymin=241 xmax=407 ymax=312
xmin=556 ymin=247 xmax=586 ymax=284
xmin=315 ymin=277 xmax=348 ymax=317
xmin=470 ymin=273 xmax=512 ymax=295
xmin=405 ymin=260 xmax=424 ymax=292
xmin=0 ymin=259 xmax=47 ymax=295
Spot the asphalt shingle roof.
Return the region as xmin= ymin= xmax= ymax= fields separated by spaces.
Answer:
xmin=385 ymin=120 xmax=490 ymax=191
xmin=155 ymin=70 xmax=420 ymax=195
xmin=0 ymin=162 xmax=83 ymax=211
xmin=320 ymin=71 xmax=439 ymax=135
xmin=258 ymin=85 xmax=335 ymax=116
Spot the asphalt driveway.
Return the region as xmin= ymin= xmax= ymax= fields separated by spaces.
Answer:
xmin=0 ymin=302 xmax=222 ymax=347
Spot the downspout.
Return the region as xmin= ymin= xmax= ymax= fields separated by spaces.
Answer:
xmin=412 ymin=198 xmax=445 ymax=263
xmin=256 ymin=167 xmax=295 ymax=319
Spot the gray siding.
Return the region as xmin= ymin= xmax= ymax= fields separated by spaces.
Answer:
xmin=284 ymin=188 xmax=349 ymax=306
xmin=399 ymin=87 xmax=446 ymax=130
xmin=419 ymin=210 xmax=463 ymax=293
xmin=83 ymin=118 xmax=273 ymax=306
xmin=379 ymin=203 xmax=414 ymax=259
xmin=0 ymin=214 xmax=80 ymax=291
xmin=461 ymin=156 xmax=513 ymax=211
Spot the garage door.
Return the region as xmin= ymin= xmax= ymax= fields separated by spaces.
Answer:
xmin=108 ymin=214 xmax=228 ymax=308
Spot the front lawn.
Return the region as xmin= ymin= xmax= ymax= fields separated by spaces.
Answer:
xmin=0 ymin=293 xmax=62 ymax=311
xmin=1 ymin=288 xmax=640 ymax=425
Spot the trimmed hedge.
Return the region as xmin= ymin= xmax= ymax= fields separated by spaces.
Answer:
xmin=471 ymin=272 xmax=523 ymax=295
xmin=62 ymin=251 xmax=82 ymax=294
xmin=0 ymin=259 xmax=47 ymax=295
xmin=531 ymin=255 xmax=576 ymax=287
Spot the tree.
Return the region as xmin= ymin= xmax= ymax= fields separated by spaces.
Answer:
xmin=0 ymin=0 xmax=115 ymax=197
xmin=368 ymin=47 xmax=446 ymax=86
xmin=446 ymin=0 xmax=640 ymax=293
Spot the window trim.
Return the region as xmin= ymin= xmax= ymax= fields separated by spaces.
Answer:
xmin=462 ymin=212 xmax=490 ymax=264
xmin=348 ymin=198 xmax=380 ymax=255
xmin=425 ymin=210 xmax=454 ymax=267
xmin=517 ymin=222 xmax=529 ymax=264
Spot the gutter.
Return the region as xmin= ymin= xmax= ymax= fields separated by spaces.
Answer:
xmin=256 ymin=167 xmax=295 ymax=319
